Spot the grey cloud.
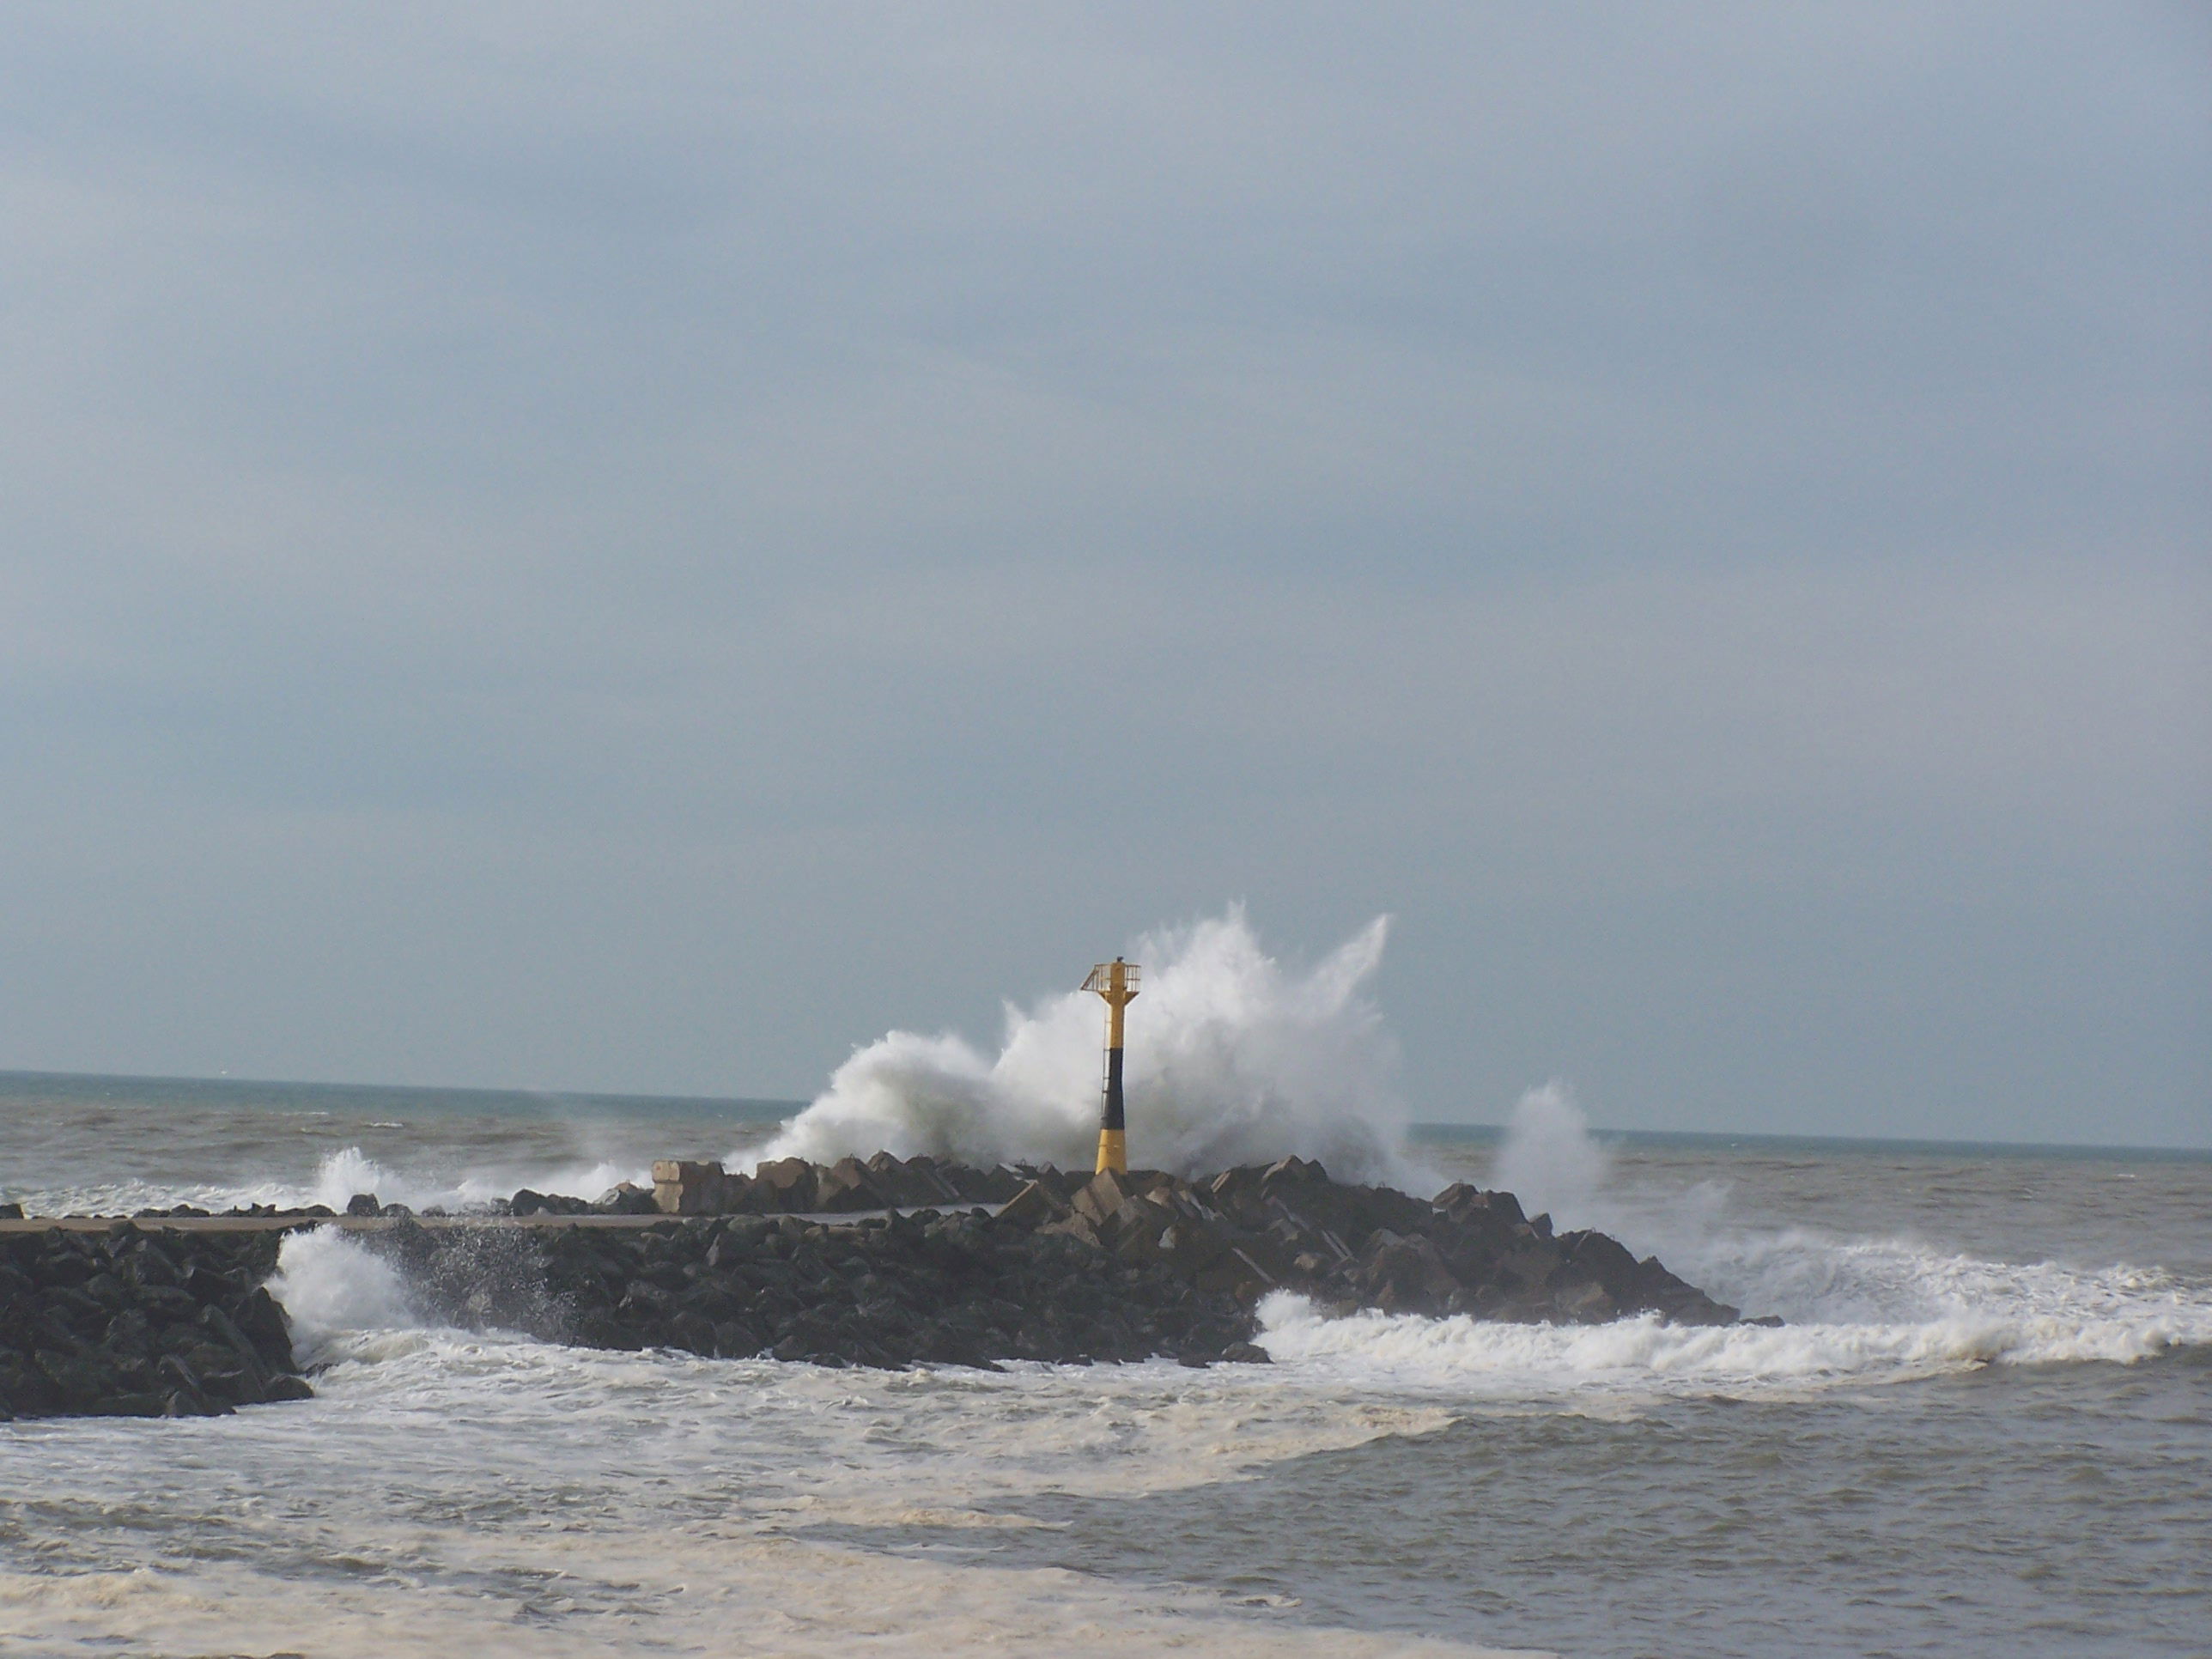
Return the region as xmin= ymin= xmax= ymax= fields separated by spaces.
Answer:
xmin=0 ymin=3 xmax=2203 ymax=1145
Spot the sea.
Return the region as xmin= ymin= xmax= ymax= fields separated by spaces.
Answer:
xmin=1 ymin=1068 xmax=2207 ymax=1659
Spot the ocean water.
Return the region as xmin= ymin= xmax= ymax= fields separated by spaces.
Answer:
xmin=2 ymin=1070 xmax=2209 ymax=1659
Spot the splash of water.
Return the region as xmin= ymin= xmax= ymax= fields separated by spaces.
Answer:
xmin=1461 ymin=1083 xmax=2212 ymax=1379
xmin=1255 ymin=1270 xmax=2210 ymax=1397
xmin=753 ymin=908 xmax=1424 ymax=1185
xmin=1492 ymin=1082 xmax=1613 ymax=1227
xmin=309 ymin=1147 xmax=401 ymax=1212
xmin=3 ymin=1146 xmax=647 ymax=1222
xmin=299 ymin=1148 xmax=644 ymax=1213
xmin=264 ymin=1227 xmax=418 ymax=1363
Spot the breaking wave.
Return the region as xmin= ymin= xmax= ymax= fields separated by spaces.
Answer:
xmin=1255 ymin=1267 xmax=2209 ymax=1398
xmin=17 ymin=1146 xmax=646 ymax=1219
xmin=264 ymin=1227 xmax=421 ymax=1364
xmin=1261 ymin=1096 xmax=2212 ymax=1397
xmin=1492 ymin=1082 xmax=1611 ymax=1227
xmin=1255 ymin=1224 xmax=2212 ymax=1397
xmin=752 ymin=908 xmax=1424 ymax=1185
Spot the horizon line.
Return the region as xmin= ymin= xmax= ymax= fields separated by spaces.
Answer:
xmin=1407 ymin=1121 xmax=2212 ymax=1162
xmin=1 ymin=1064 xmax=2203 ymax=1160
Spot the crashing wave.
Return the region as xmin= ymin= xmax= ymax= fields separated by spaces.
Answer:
xmin=751 ymin=907 xmax=1423 ymax=1185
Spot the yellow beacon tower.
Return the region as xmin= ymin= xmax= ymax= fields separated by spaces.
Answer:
xmin=1082 ymin=957 xmax=1140 ymax=1174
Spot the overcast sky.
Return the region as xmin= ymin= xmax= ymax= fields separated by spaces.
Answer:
xmin=2 ymin=3 xmax=2205 ymax=1146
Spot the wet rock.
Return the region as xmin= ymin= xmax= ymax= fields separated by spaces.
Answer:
xmin=633 ymin=1156 xmax=1026 ymax=1222
xmin=593 ymin=1182 xmax=658 ymax=1216
xmin=752 ymin=1158 xmax=819 ymax=1213
xmin=234 ymin=1286 xmax=298 ymax=1374
xmin=650 ymin=1161 xmax=727 ymax=1216
xmin=970 ymin=1160 xmax=1746 ymax=1330
xmin=345 ymin=1193 xmax=380 ymax=1217
xmin=1073 ymin=1169 xmax=1131 ymax=1231
xmin=1354 ymin=1231 xmax=1462 ymax=1315
xmin=993 ymin=1179 xmax=1062 ymax=1230
xmin=0 ymin=1226 xmax=313 ymax=1422
xmin=512 ymin=1189 xmax=592 ymax=1218
xmin=814 ymin=1156 xmax=893 ymax=1212
xmin=427 ymin=1202 xmax=1269 ymax=1373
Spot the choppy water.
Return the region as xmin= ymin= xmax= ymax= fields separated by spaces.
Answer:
xmin=3 ymin=1070 xmax=2209 ymax=1657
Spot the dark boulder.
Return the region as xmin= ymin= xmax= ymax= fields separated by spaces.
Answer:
xmin=592 ymin=1183 xmax=659 ymax=1216
xmin=0 ymin=1226 xmax=314 ymax=1422
xmin=752 ymin=1158 xmax=819 ymax=1212
xmin=510 ymin=1189 xmax=592 ymax=1217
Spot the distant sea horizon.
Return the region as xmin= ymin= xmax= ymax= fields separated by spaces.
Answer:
xmin=3 ymin=1064 xmax=2203 ymax=1161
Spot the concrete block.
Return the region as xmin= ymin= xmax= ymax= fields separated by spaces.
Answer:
xmin=653 ymin=1160 xmax=727 ymax=1216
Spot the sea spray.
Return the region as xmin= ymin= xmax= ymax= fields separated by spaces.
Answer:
xmin=1483 ymin=1083 xmax=1798 ymax=1318
xmin=309 ymin=1146 xmax=404 ymax=1212
xmin=752 ymin=908 xmax=1426 ymax=1184
xmin=1255 ymin=1260 xmax=2210 ymax=1396
xmin=6 ymin=1151 xmax=649 ymax=1223
xmin=1479 ymin=1097 xmax=2212 ymax=1361
xmin=265 ymin=1227 xmax=418 ymax=1362
xmin=301 ymin=1149 xmax=644 ymax=1215
xmin=1492 ymin=1082 xmax=1613 ymax=1228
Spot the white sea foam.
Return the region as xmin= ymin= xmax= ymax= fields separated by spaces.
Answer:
xmin=0 ymin=1292 xmax=1496 ymax=1656
xmin=1256 ymin=1250 xmax=2211 ymax=1400
xmin=264 ymin=1226 xmax=420 ymax=1363
xmin=752 ymin=907 xmax=1425 ymax=1185
xmin=1260 ymin=1100 xmax=2212 ymax=1398
xmin=15 ymin=1148 xmax=646 ymax=1219
xmin=295 ymin=1147 xmax=641 ymax=1213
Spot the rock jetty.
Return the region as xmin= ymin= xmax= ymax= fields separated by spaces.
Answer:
xmin=379 ymin=1205 xmax=1267 ymax=1371
xmin=641 ymin=1152 xmax=1742 ymax=1329
xmin=410 ymin=1154 xmax=1743 ymax=1372
xmin=1 ymin=1155 xmax=1753 ymax=1419
xmin=0 ymin=1223 xmax=312 ymax=1419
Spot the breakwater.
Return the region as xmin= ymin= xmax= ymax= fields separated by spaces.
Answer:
xmin=1 ymin=1154 xmax=1752 ymax=1420
xmin=644 ymin=1152 xmax=1745 ymax=1327
xmin=0 ymin=1222 xmax=310 ymax=1419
